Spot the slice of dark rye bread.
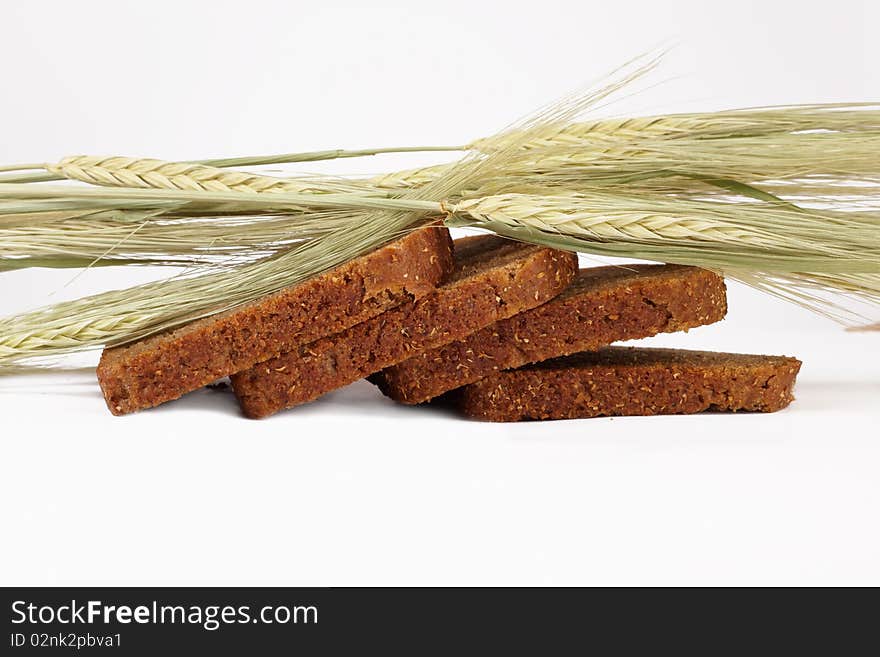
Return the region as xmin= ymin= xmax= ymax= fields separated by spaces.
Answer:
xmin=371 ymin=264 xmax=728 ymax=404
xmin=230 ymin=235 xmax=578 ymax=418
xmin=97 ymin=226 xmax=454 ymax=415
xmin=452 ymin=346 xmax=802 ymax=421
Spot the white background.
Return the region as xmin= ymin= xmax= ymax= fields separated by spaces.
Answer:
xmin=1 ymin=0 xmax=878 ymax=585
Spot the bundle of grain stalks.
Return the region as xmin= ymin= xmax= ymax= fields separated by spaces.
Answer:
xmin=0 ymin=55 xmax=876 ymax=418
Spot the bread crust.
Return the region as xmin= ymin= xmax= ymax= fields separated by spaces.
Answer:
xmin=372 ymin=264 xmax=728 ymax=404
xmin=231 ymin=235 xmax=578 ymax=418
xmin=97 ymin=226 xmax=454 ymax=415
xmin=454 ymin=346 xmax=802 ymax=421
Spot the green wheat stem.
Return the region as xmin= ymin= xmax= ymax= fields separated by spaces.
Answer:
xmin=0 ymin=144 xmax=466 ymax=184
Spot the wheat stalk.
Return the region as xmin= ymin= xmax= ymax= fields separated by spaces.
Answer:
xmin=369 ymin=163 xmax=457 ymax=189
xmin=46 ymin=155 xmax=377 ymax=195
xmin=1 ymin=51 xmax=878 ymax=369
xmin=446 ymin=191 xmax=879 ymax=325
xmin=3 ymin=183 xmax=877 ymax=368
xmin=371 ymin=105 xmax=880 ymax=191
xmin=30 ymin=106 xmax=880 ymax=200
xmin=448 ymin=192 xmax=878 ymax=271
xmin=470 ymin=105 xmax=880 ymax=150
xmin=0 ymin=144 xmax=467 ymax=184
xmin=0 ymin=120 xmax=477 ymax=368
xmin=0 ymin=212 xmax=434 ymax=368
xmin=0 ymin=209 xmax=358 ymax=269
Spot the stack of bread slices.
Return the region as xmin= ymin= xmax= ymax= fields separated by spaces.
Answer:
xmin=98 ymin=226 xmax=801 ymax=421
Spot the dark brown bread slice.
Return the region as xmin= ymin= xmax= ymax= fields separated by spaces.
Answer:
xmin=372 ymin=264 xmax=728 ymax=404
xmin=230 ymin=235 xmax=578 ymax=418
xmin=97 ymin=226 xmax=454 ymax=415
xmin=454 ymin=346 xmax=801 ymax=421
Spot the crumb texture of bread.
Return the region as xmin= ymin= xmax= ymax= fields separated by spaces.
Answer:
xmin=97 ymin=226 xmax=454 ymax=415
xmin=455 ymin=346 xmax=802 ymax=422
xmin=373 ymin=264 xmax=728 ymax=404
xmin=231 ymin=235 xmax=578 ymax=418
